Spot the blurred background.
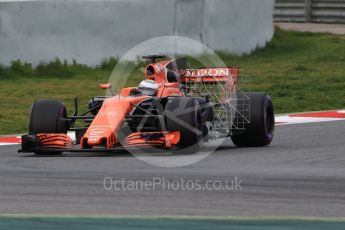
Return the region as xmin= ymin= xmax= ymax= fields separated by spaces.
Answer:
xmin=0 ymin=0 xmax=344 ymax=134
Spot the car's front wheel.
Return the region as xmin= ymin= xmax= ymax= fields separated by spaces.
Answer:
xmin=29 ymin=99 xmax=68 ymax=155
xmin=165 ymin=97 xmax=203 ymax=153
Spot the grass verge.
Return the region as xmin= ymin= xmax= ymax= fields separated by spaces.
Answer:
xmin=1 ymin=29 xmax=345 ymax=135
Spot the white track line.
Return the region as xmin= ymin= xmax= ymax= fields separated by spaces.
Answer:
xmin=0 ymin=143 xmax=18 ymax=146
xmin=275 ymin=115 xmax=345 ymax=125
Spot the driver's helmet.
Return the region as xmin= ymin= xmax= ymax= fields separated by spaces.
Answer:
xmin=138 ymin=79 xmax=159 ymax=96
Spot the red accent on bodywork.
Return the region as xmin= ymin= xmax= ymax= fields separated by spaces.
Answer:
xmin=180 ymin=67 xmax=239 ymax=83
xmin=36 ymin=134 xmax=72 ymax=149
xmin=123 ymin=131 xmax=180 ymax=149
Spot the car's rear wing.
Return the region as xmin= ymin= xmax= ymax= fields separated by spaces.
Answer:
xmin=179 ymin=67 xmax=239 ymax=84
xmin=178 ymin=67 xmax=247 ymax=133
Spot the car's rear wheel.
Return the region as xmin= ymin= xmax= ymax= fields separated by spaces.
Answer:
xmin=29 ymin=99 xmax=68 ymax=155
xmin=231 ymin=92 xmax=274 ymax=147
xmin=165 ymin=97 xmax=203 ymax=153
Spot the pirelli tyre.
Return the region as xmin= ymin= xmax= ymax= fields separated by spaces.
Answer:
xmin=231 ymin=92 xmax=274 ymax=147
xmin=165 ymin=97 xmax=203 ymax=153
xmin=29 ymin=99 xmax=68 ymax=155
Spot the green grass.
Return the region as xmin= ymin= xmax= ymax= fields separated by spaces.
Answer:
xmin=1 ymin=29 xmax=345 ymax=135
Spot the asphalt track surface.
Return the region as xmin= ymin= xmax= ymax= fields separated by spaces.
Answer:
xmin=0 ymin=121 xmax=345 ymax=226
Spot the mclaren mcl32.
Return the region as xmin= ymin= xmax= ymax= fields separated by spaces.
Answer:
xmin=19 ymin=55 xmax=275 ymax=155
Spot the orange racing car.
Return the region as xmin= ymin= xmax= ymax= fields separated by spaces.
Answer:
xmin=19 ymin=55 xmax=275 ymax=155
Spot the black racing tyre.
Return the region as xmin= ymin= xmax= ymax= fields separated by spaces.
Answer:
xmin=29 ymin=99 xmax=68 ymax=155
xmin=231 ymin=92 xmax=274 ymax=147
xmin=165 ymin=97 xmax=203 ymax=153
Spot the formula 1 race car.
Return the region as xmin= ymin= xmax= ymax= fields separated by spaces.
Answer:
xmin=19 ymin=55 xmax=274 ymax=155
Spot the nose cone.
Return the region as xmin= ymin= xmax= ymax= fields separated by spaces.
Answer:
xmin=81 ymin=95 xmax=150 ymax=149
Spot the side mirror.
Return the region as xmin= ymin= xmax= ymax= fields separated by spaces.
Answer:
xmin=99 ymin=83 xmax=115 ymax=96
xmin=99 ymin=83 xmax=112 ymax=89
